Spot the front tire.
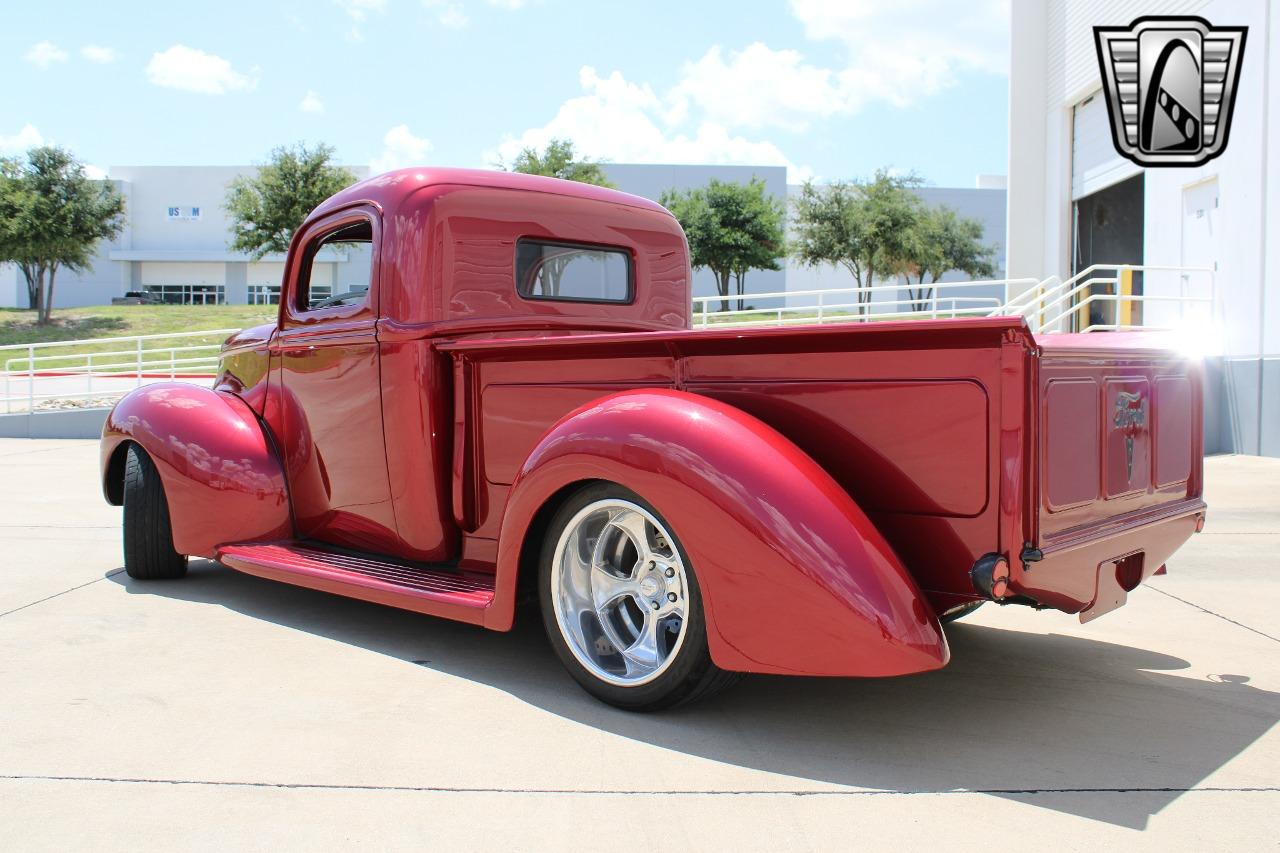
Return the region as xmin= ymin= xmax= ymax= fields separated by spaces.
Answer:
xmin=538 ymin=482 xmax=738 ymax=711
xmin=122 ymin=445 xmax=188 ymax=580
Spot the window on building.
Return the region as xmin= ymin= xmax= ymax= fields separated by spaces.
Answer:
xmin=252 ymin=283 xmax=331 ymax=306
xmin=298 ymin=220 xmax=373 ymax=311
xmin=248 ymin=284 xmax=281 ymax=305
xmin=142 ymin=284 xmax=226 ymax=305
xmin=515 ymin=240 xmax=633 ymax=303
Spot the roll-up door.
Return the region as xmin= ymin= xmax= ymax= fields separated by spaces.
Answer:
xmin=1072 ymin=91 xmax=1143 ymax=200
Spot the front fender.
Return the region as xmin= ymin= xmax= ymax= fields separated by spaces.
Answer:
xmin=492 ymin=389 xmax=948 ymax=677
xmin=101 ymin=383 xmax=291 ymax=558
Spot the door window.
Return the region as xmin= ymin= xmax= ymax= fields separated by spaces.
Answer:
xmin=297 ymin=219 xmax=375 ymax=312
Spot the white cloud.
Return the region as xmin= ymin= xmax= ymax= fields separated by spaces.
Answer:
xmin=424 ymin=0 xmax=468 ymax=28
xmin=788 ymin=0 xmax=1008 ymax=97
xmin=487 ymin=0 xmax=527 ymax=8
xmin=146 ymin=45 xmax=256 ymax=95
xmin=24 ymin=41 xmax=68 ymax=69
xmin=334 ymin=0 xmax=386 ymax=21
xmin=335 ymin=0 xmax=386 ymax=38
xmin=83 ymin=164 xmax=108 ymax=180
xmin=669 ymin=43 xmax=846 ymax=132
xmin=81 ymin=45 xmax=118 ymax=64
xmin=489 ymin=67 xmax=809 ymax=181
xmin=666 ymin=3 xmax=1008 ymax=134
xmin=299 ymin=90 xmax=325 ymax=114
xmin=0 ymin=124 xmax=44 ymax=155
xmin=488 ymin=3 xmax=1008 ymax=181
xmin=370 ymin=125 xmax=433 ymax=174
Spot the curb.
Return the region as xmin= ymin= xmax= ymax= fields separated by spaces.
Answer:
xmin=0 ymin=407 xmax=111 ymax=439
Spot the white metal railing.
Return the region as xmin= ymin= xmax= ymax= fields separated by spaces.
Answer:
xmin=692 ymin=278 xmax=1038 ymax=328
xmin=1 ymin=328 xmax=236 ymax=414
xmin=998 ymin=263 xmax=1216 ymax=334
xmin=691 ymin=265 xmax=1216 ymax=336
xmin=1 ymin=265 xmax=1219 ymax=412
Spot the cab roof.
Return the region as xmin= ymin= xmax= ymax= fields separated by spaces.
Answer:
xmin=312 ymin=167 xmax=672 ymax=220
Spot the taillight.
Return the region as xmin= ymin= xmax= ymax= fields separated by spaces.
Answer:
xmin=970 ymin=554 xmax=1011 ymax=601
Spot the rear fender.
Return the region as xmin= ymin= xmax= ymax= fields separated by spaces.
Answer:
xmin=101 ymin=383 xmax=291 ymax=558
xmin=491 ymin=389 xmax=947 ymax=677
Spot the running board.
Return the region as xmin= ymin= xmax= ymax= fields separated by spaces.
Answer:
xmin=216 ymin=542 xmax=494 ymax=624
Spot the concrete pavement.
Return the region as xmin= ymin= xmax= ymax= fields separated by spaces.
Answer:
xmin=1 ymin=439 xmax=1277 ymax=850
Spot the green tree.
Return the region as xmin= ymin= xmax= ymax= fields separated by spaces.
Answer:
xmin=661 ymin=178 xmax=785 ymax=313
xmin=225 ymin=142 xmax=357 ymax=259
xmin=0 ymin=147 xmax=126 ymax=325
xmin=505 ymin=139 xmax=615 ymax=187
xmin=790 ymin=169 xmax=924 ymax=317
xmin=900 ymin=205 xmax=996 ymax=313
xmin=0 ymin=160 xmax=29 ymax=302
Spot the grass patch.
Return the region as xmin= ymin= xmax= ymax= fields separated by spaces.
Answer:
xmin=0 ymin=304 xmax=275 ymax=346
xmin=0 ymin=305 xmax=275 ymax=373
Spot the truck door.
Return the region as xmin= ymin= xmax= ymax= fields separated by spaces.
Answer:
xmin=275 ymin=206 xmax=399 ymax=553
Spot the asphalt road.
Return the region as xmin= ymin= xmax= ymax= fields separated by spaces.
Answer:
xmin=1 ymin=439 xmax=1276 ymax=851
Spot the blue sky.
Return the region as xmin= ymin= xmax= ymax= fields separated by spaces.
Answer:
xmin=2 ymin=0 xmax=1010 ymax=188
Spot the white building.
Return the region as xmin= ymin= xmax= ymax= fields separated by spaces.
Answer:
xmin=1 ymin=165 xmax=373 ymax=309
xmin=1008 ymin=0 xmax=1279 ymax=455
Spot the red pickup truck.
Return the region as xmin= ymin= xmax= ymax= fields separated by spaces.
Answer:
xmin=100 ymin=169 xmax=1206 ymax=710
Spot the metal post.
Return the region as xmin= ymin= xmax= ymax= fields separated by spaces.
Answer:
xmin=136 ymin=338 xmax=144 ymax=388
xmin=1076 ymin=277 xmax=1090 ymax=333
xmin=27 ymin=345 xmax=35 ymax=413
xmin=87 ymin=352 xmax=93 ymax=397
xmin=817 ymin=292 xmax=825 ymax=323
xmin=169 ymin=349 xmax=175 ymax=380
xmin=1118 ymin=265 xmax=1133 ymax=327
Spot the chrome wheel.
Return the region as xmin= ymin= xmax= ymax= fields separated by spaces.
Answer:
xmin=549 ymin=498 xmax=690 ymax=687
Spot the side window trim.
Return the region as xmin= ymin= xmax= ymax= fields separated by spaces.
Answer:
xmin=282 ymin=207 xmax=381 ymax=328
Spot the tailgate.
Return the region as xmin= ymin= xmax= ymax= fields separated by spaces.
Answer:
xmin=1026 ymin=333 xmax=1205 ymax=616
xmin=1036 ymin=333 xmax=1203 ymax=544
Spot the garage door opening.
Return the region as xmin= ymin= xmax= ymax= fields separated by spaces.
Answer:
xmin=1072 ymin=173 xmax=1145 ymax=330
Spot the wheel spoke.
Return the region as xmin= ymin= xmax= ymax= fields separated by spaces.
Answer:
xmin=591 ymin=562 xmax=637 ymax=611
xmin=621 ymin=613 xmax=664 ymax=675
xmin=559 ymin=532 xmax=596 ymax=611
xmin=607 ymin=508 xmax=652 ymax=566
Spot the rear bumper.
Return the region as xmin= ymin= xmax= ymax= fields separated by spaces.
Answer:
xmin=1010 ymin=497 xmax=1206 ymax=619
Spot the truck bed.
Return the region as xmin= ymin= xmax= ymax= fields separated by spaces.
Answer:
xmin=436 ymin=317 xmax=1201 ymax=617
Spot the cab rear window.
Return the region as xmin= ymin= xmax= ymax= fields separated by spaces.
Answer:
xmin=515 ymin=239 xmax=633 ymax=304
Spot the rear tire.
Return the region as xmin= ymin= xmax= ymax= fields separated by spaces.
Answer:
xmin=122 ymin=445 xmax=188 ymax=580
xmin=539 ymin=482 xmax=738 ymax=711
